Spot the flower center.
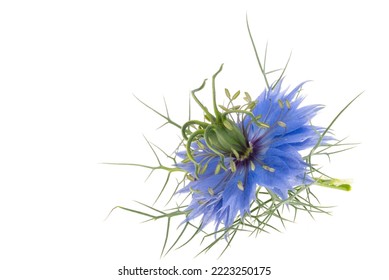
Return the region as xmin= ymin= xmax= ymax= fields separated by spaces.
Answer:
xmin=237 ymin=142 xmax=253 ymax=161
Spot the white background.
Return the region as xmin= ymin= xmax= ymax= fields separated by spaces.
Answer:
xmin=1 ymin=1 xmax=387 ymax=279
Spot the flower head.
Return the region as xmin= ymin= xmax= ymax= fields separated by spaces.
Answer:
xmin=177 ymin=75 xmax=324 ymax=230
xmin=108 ymin=19 xmax=358 ymax=257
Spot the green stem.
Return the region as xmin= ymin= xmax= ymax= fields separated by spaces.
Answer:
xmin=102 ymin=162 xmax=182 ymax=173
xmin=191 ymin=79 xmax=215 ymax=122
xmin=246 ymin=15 xmax=270 ymax=90
xmin=133 ymin=95 xmax=181 ymax=129
xmin=212 ymin=63 xmax=224 ymax=123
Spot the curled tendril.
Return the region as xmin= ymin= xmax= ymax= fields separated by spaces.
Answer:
xmin=181 ymin=63 xmax=270 ymax=177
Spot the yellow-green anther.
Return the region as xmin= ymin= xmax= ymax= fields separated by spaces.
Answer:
xmin=244 ymin=92 xmax=252 ymax=103
xmin=198 ymin=200 xmax=205 ymax=205
xmin=208 ymin=187 xmax=214 ymax=196
xmin=232 ymin=90 xmax=240 ymax=100
xmin=285 ymin=100 xmax=291 ymax=109
xmin=214 ymin=163 xmax=221 ymax=174
xmin=187 ymin=174 xmax=195 ymax=181
xmin=262 ymin=165 xmax=275 ymax=172
xmin=194 ymin=163 xmax=201 ymax=177
xmin=225 ymin=88 xmax=231 ymax=99
xmin=258 ymin=121 xmax=270 ymax=128
xmin=200 ymin=162 xmax=208 ymax=174
xmin=277 ymin=121 xmax=286 ymax=128
xmin=247 ymin=102 xmax=256 ymax=110
xmin=230 ymin=159 xmax=237 ymax=173
xmin=278 ymin=99 xmax=284 ymax=109
xmin=218 ymin=105 xmax=229 ymax=111
xmin=190 ymin=187 xmax=201 ymax=194
xmin=197 ymin=141 xmax=205 ymax=150
xmin=223 ymin=119 xmax=234 ymax=131
xmin=250 ymin=160 xmax=255 ymax=171
xmin=231 ymin=148 xmax=240 ymax=159
xmin=237 ymin=181 xmax=244 ymax=191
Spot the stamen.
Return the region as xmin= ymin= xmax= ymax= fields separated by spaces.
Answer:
xmin=208 ymin=187 xmax=215 ymax=196
xmin=278 ymin=99 xmax=284 ymax=109
xmin=218 ymin=104 xmax=228 ymax=111
xmin=277 ymin=121 xmax=286 ymax=128
xmin=247 ymin=102 xmax=256 ymax=110
xmin=258 ymin=121 xmax=270 ymax=128
xmin=230 ymin=159 xmax=237 ymax=173
xmin=231 ymin=148 xmax=240 ymax=160
xmin=239 ymin=143 xmax=253 ymax=161
xmin=190 ymin=187 xmax=201 ymax=194
xmin=262 ymin=165 xmax=275 ymax=172
xmin=199 ymin=162 xmax=208 ymax=174
xmin=187 ymin=174 xmax=195 ymax=181
xmin=214 ymin=163 xmax=221 ymax=175
xmin=250 ymin=160 xmax=255 ymax=171
xmin=225 ymin=88 xmax=231 ymax=99
xmin=285 ymin=100 xmax=291 ymax=109
xmin=232 ymin=90 xmax=240 ymax=100
xmin=237 ymin=181 xmax=244 ymax=191
xmin=244 ymin=92 xmax=252 ymax=103
xmin=197 ymin=141 xmax=205 ymax=149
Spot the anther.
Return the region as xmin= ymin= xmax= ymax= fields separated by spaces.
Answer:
xmin=244 ymin=92 xmax=252 ymax=103
xmin=262 ymin=165 xmax=275 ymax=172
xmin=197 ymin=141 xmax=205 ymax=149
xmin=285 ymin=100 xmax=291 ymax=109
xmin=230 ymin=159 xmax=236 ymax=173
xmin=190 ymin=187 xmax=201 ymax=194
xmin=231 ymin=148 xmax=240 ymax=160
xmin=208 ymin=187 xmax=214 ymax=196
xmin=277 ymin=121 xmax=286 ymax=128
xmin=214 ymin=163 xmax=221 ymax=175
xmin=250 ymin=160 xmax=255 ymax=171
xmin=237 ymin=181 xmax=244 ymax=191
xmin=258 ymin=122 xmax=270 ymax=128
xmin=278 ymin=99 xmax=284 ymax=109
xmin=200 ymin=162 xmax=208 ymax=174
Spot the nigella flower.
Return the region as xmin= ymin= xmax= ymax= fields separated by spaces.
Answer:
xmin=108 ymin=19 xmax=358 ymax=256
xmin=177 ymin=67 xmax=324 ymax=230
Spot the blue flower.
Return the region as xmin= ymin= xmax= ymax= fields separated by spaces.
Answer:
xmin=177 ymin=80 xmax=324 ymax=230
